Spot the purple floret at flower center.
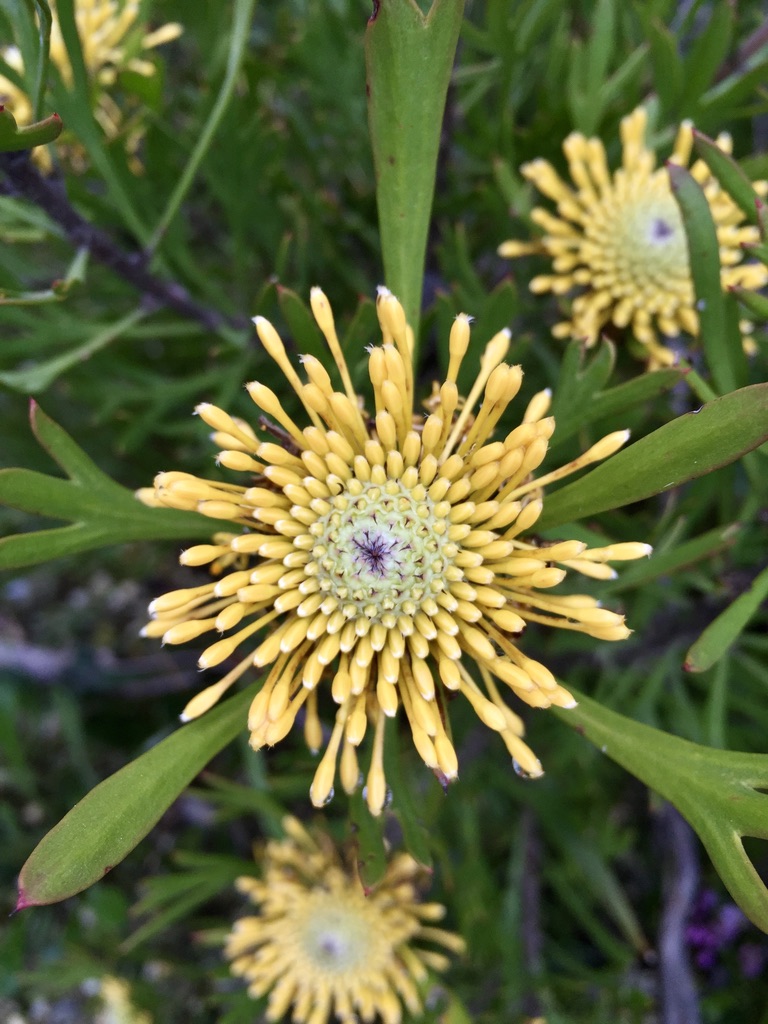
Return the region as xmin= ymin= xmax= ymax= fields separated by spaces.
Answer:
xmin=352 ymin=526 xmax=397 ymax=577
xmin=650 ymin=216 xmax=675 ymax=241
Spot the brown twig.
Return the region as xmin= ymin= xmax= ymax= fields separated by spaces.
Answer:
xmin=0 ymin=150 xmax=250 ymax=331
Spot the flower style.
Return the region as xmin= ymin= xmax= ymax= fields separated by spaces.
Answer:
xmin=225 ymin=816 xmax=465 ymax=1024
xmin=498 ymin=106 xmax=768 ymax=367
xmin=140 ymin=287 xmax=650 ymax=814
xmin=0 ymin=0 xmax=181 ymax=172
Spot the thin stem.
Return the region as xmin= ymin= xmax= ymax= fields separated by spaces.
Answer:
xmin=146 ymin=0 xmax=258 ymax=254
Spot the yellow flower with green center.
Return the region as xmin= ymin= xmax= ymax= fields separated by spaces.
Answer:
xmin=140 ymin=287 xmax=651 ymax=814
xmin=499 ymin=106 xmax=768 ymax=367
xmin=225 ymin=816 xmax=465 ymax=1024
xmin=0 ymin=0 xmax=182 ymax=172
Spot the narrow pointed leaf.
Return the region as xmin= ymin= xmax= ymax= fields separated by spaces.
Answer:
xmin=17 ymin=682 xmax=259 ymax=907
xmin=366 ymin=0 xmax=465 ymax=335
xmin=0 ymin=405 xmax=212 ymax=569
xmin=668 ymin=162 xmax=746 ymax=394
xmin=538 ymin=384 xmax=768 ymax=530
xmin=685 ymin=563 xmax=768 ymax=673
xmin=693 ymin=130 xmax=762 ymax=225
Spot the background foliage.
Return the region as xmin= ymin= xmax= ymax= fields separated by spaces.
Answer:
xmin=2 ymin=0 xmax=768 ymax=1021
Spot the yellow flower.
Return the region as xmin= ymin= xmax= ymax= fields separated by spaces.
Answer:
xmin=225 ymin=816 xmax=465 ymax=1024
xmin=140 ymin=287 xmax=650 ymax=814
xmin=499 ymin=106 xmax=768 ymax=367
xmin=0 ymin=0 xmax=182 ymax=172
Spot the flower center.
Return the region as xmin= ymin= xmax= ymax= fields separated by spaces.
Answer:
xmin=613 ymin=191 xmax=689 ymax=283
xmin=295 ymin=892 xmax=385 ymax=976
xmin=310 ymin=476 xmax=454 ymax=624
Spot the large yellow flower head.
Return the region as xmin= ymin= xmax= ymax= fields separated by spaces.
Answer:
xmin=499 ymin=106 xmax=768 ymax=367
xmin=225 ymin=816 xmax=465 ymax=1024
xmin=141 ymin=287 xmax=650 ymax=814
xmin=0 ymin=0 xmax=181 ymax=171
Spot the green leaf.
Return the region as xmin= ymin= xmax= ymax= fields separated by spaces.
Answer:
xmin=0 ymin=404 xmax=212 ymax=569
xmin=384 ymin=718 xmax=432 ymax=869
xmin=693 ymin=130 xmax=763 ymax=225
xmin=0 ymin=304 xmax=146 ymax=391
xmin=641 ymin=15 xmax=683 ymax=111
xmin=731 ymin=284 xmax=768 ymax=321
xmin=17 ymin=682 xmax=260 ymax=907
xmin=555 ymin=691 xmax=768 ymax=933
xmin=685 ymin=564 xmax=768 ymax=673
xmin=366 ymin=0 xmax=465 ymax=336
xmin=349 ymin=788 xmax=387 ymax=890
xmin=668 ymin=162 xmax=746 ymax=395
xmin=538 ymin=384 xmax=768 ymax=530
xmin=549 ymin=339 xmax=615 ymax=440
xmin=679 ymin=2 xmax=733 ymax=110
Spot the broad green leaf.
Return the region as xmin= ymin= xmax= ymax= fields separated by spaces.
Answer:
xmin=685 ymin=564 xmax=768 ymax=673
xmin=668 ymin=162 xmax=746 ymax=395
xmin=555 ymin=691 xmax=768 ymax=933
xmin=17 ymin=682 xmax=260 ymax=907
xmin=538 ymin=384 xmax=768 ymax=530
xmin=694 ymin=130 xmax=763 ymax=225
xmin=0 ymin=404 xmax=212 ymax=569
xmin=366 ymin=0 xmax=465 ymax=335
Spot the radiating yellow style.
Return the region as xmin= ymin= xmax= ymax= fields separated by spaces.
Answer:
xmin=0 ymin=0 xmax=181 ymax=171
xmin=140 ymin=287 xmax=650 ymax=813
xmin=225 ymin=816 xmax=464 ymax=1024
xmin=499 ymin=107 xmax=768 ymax=367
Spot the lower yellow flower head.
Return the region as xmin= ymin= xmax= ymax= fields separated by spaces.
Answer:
xmin=140 ymin=287 xmax=650 ymax=814
xmin=499 ymin=106 xmax=768 ymax=367
xmin=0 ymin=0 xmax=181 ymax=172
xmin=225 ymin=816 xmax=464 ymax=1024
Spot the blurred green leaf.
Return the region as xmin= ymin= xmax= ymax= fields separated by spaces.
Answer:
xmin=640 ymin=15 xmax=682 ymax=112
xmin=556 ymin=690 xmax=768 ymax=933
xmin=668 ymin=162 xmax=746 ymax=395
xmin=0 ymin=106 xmax=62 ymax=151
xmin=366 ymin=0 xmax=465 ymax=335
xmin=550 ymin=339 xmax=615 ymax=439
xmin=685 ymin=564 xmax=768 ymax=673
xmin=0 ymin=403 xmax=212 ymax=569
xmin=679 ymin=3 xmax=733 ymax=112
xmin=731 ymin=284 xmax=768 ymax=321
xmin=539 ymin=384 xmax=768 ymax=530
xmin=17 ymin=681 xmax=260 ymax=907
xmin=349 ymin=788 xmax=387 ymax=889
xmin=693 ymin=129 xmax=763 ymax=225
xmin=384 ymin=719 xmax=432 ymax=869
